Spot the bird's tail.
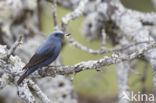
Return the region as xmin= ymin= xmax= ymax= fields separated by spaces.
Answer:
xmin=17 ymin=71 xmax=28 ymax=85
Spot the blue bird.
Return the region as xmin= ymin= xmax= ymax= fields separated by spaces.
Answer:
xmin=17 ymin=31 xmax=65 ymax=85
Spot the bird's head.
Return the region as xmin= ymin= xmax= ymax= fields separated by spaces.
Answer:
xmin=49 ymin=30 xmax=65 ymax=40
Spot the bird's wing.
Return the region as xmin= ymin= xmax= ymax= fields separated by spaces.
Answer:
xmin=23 ymin=45 xmax=56 ymax=70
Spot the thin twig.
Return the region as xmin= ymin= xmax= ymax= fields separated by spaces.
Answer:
xmin=141 ymin=63 xmax=148 ymax=94
xmin=101 ymin=29 xmax=106 ymax=46
xmin=52 ymin=0 xmax=58 ymax=30
xmin=8 ymin=35 xmax=23 ymax=57
xmin=66 ymin=36 xmax=153 ymax=55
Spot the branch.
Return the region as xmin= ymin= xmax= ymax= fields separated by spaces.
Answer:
xmin=33 ymin=42 xmax=156 ymax=77
xmin=61 ymin=0 xmax=88 ymax=31
xmin=52 ymin=0 xmax=58 ymax=30
xmin=0 ymin=73 xmax=11 ymax=90
xmin=0 ymin=45 xmax=8 ymax=59
xmin=7 ymin=35 xmax=23 ymax=57
xmin=17 ymin=83 xmax=36 ymax=103
xmin=28 ymin=80 xmax=51 ymax=103
xmin=117 ymin=39 xmax=130 ymax=103
xmin=117 ymin=61 xmax=130 ymax=103
xmin=97 ymin=0 xmax=156 ymax=87
xmin=0 ymin=46 xmax=36 ymax=102
xmin=67 ymin=36 xmax=152 ymax=55
xmin=0 ymin=33 xmax=155 ymax=102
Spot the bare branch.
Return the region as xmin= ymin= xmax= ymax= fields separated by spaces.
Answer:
xmin=52 ymin=0 xmax=58 ymax=30
xmin=66 ymin=36 xmax=152 ymax=55
xmin=8 ymin=35 xmax=23 ymax=57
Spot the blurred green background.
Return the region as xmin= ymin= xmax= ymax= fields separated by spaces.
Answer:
xmin=40 ymin=0 xmax=155 ymax=101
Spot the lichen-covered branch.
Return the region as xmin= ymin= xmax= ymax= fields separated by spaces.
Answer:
xmin=87 ymin=0 xmax=156 ymax=88
xmin=0 ymin=73 xmax=11 ymax=90
xmin=0 ymin=41 xmax=155 ymax=84
xmin=116 ymin=38 xmax=130 ymax=103
xmin=27 ymin=80 xmax=51 ymax=103
xmin=33 ymin=41 xmax=156 ymax=77
xmin=0 ymin=0 xmax=156 ymax=103
xmin=61 ymin=0 xmax=88 ymax=31
xmin=17 ymin=83 xmax=36 ymax=103
xmin=67 ymin=35 xmax=152 ymax=55
xmin=0 ymin=45 xmax=51 ymax=103
xmin=117 ymin=61 xmax=130 ymax=103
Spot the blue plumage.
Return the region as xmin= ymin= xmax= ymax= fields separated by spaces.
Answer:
xmin=17 ymin=31 xmax=64 ymax=85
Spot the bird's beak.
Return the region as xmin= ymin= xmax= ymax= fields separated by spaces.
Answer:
xmin=64 ymin=33 xmax=71 ymax=38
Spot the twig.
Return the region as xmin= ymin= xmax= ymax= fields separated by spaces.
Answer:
xmin=141 ymin=63 xmax=148 ymax=94
xmin=101 ymin=29 xmax=106 ymax=46
xmin=7 ymin=35 xmax=23 ymax=57
xmin=66 ymin=36 xmax=153 ymax=55
xmin=128 ymin=68 xmax=142 ymax=75
xmin=52 ymin=0 xmax=58 ymax=30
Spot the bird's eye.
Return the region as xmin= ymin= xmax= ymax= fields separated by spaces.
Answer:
xmin=55 ymin=34 xmax=59 ymax=36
